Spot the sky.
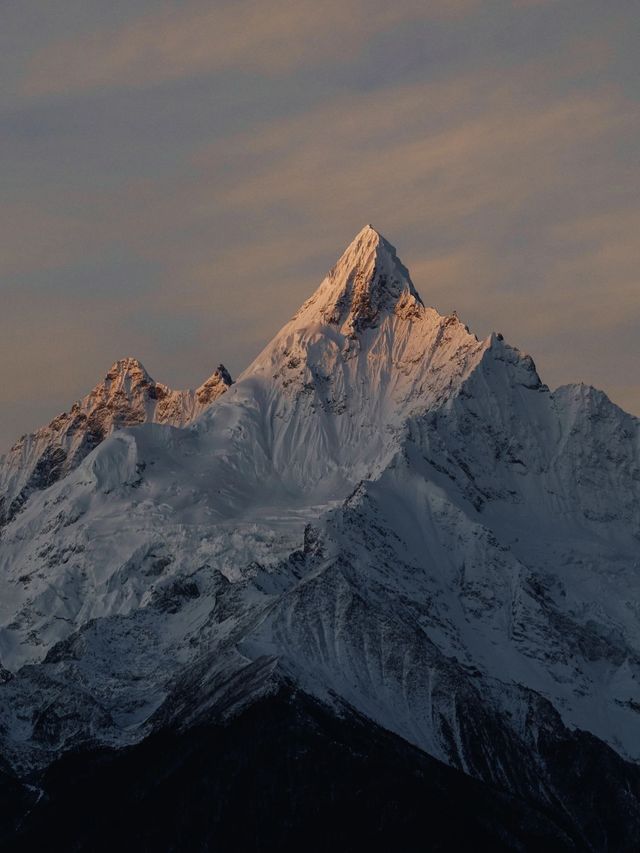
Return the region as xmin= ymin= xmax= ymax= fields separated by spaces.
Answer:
xmin=1 ymin=0 xmax=639 ymax=451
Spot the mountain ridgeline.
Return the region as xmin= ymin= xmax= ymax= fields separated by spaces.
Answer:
xmin=0 ymin=226 xmax=639 ymax=850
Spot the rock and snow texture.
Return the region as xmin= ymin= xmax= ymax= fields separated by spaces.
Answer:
xmin=0 ymin=225 xmax=639 ymax=834
xmin=0 ymin=359 xmax=232 ymax=525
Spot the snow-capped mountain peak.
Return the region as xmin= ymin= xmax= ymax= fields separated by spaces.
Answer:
xmin=225 ymin=228 xmax=486 ymax=495
xmin=1 ymin=226 xmax=639 ymax=847
xmin=293 ymin=224 xmax=423 ymax=334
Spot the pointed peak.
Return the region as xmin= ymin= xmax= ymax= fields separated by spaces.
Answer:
xmin=338 ymin=224 xmax=404 ymax=270
xmin=213 ymin=364 xmax=233 ymax=386
xmin=295 ymin=226 xmax=423 ymax=333
xmin=105 ymin=357 xmax=151 ymax=381
xmin=353 ymin=223 xmax=381 ymax=240
xmin=98 ymin=358 xmax=155 ymax=398
xmin=196 ymin=364 xmax=233 ymax=405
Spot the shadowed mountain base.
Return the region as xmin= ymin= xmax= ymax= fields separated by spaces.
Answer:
xmin=3 ymin=689 xmax=637 ymax=852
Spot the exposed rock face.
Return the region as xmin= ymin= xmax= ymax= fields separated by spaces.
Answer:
xmin=195 ymin=364 xmax=233 ymax=406
xmin=0 ymin=226 xmax=639 ymax=848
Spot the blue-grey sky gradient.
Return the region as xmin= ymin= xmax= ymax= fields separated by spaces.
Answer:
xmin=1 ymin=0 xmax=639 ymax=451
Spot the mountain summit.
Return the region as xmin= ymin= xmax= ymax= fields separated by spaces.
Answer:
xmin=231 ymin=227 xmax=486 ymax=491
xmin=294 ymin=225 xmax=423 ymax=333
xmin=0 ymin=227 xmax=639 ymax=848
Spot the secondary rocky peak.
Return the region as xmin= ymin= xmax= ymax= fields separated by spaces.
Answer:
xmin=0 ymin=357 xmax=232 ymax=526
xmin=107 ymin=356 xmax=146 ymax=371
xmin=295 ymin=225 xmax=423 ymax=333
xmin=196 ymin=364 xmax=233 ymax=405
xmin=100 ymin=357 xmax=155 ymax=398
xmin=105 ymin=357 xmax=151 ymax=381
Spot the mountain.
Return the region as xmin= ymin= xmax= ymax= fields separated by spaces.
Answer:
xmin=0 ymin=360 xmax=232 ymax=525
xmin=0 ymin=225 xmax=639 ymax=850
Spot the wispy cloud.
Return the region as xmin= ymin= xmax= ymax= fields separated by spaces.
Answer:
xmin=22 ymin=0 xmax=479 ymax=97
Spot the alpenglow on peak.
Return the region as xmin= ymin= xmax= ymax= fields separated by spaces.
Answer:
xmin=294 ymin=225 xmax=424 ymax=333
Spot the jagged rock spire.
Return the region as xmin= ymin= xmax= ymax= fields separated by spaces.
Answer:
xmin=196 ymin=364 xmax=233 ymax=405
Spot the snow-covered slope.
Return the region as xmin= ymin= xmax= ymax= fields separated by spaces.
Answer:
xmin=193 ymin=225 xmax=486 ymax=500
xmin=0 ymin=226 xmax=638 ymax=842
xmin=0 ymin=359 xmax=232 ymax=525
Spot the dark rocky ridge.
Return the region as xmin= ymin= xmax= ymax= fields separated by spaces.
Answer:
xmin=6 ymin=689 xmax=638 ymax=852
